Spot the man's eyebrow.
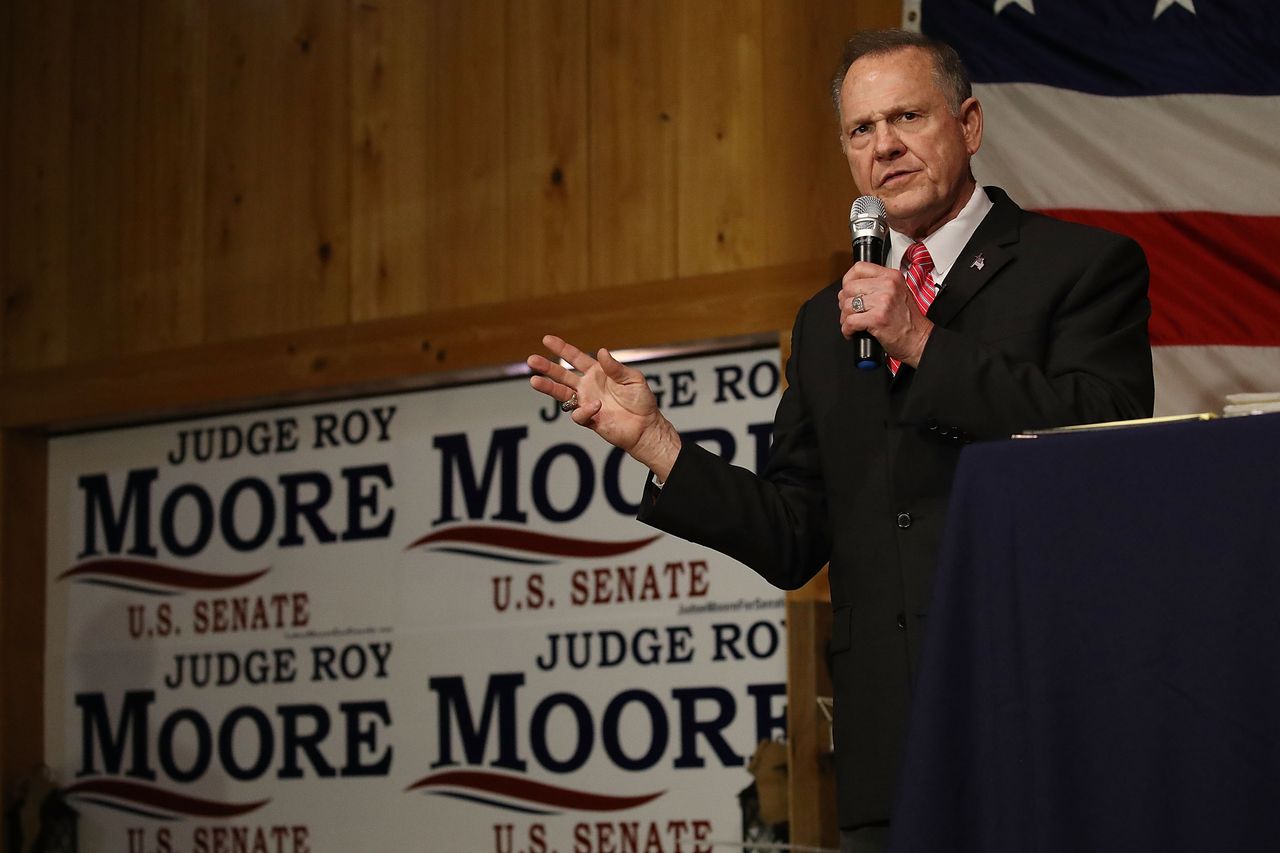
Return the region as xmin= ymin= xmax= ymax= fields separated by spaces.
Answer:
xmin=844 ymin=103 xmax=923 ymax=128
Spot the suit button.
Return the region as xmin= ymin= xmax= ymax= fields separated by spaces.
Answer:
xmin=896 ymin=612 xmax=907 ymax=629
xmin=896 ymin=512 xmax=912 ymax=529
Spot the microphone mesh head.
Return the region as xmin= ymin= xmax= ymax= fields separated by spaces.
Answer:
xmin=851 ymin=195 xmax=887 ymax=220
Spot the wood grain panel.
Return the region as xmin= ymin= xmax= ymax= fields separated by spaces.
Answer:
xmin=506 ymin=0 xmax=589 ymax=297
xmin=1 ymin=18 xmax=5 ymax=375
xmin=203 ymin=0 xmax=350 ymax=342
xmin=424 ymin=0 xmax=508 ymax=307
xmin=68 ymin=0 xmax=143 ymax=362
xmin=349 ymin=0 xmax=434 ymax=320
xmin=587 ymin=0 xmax=679 ymax=288
xmin=786 ymin=594 xmax=838 ymax=849
xmin=675 ymin=1 xmax=766 ymax=277
xmin=856 ymin=1 xmax=905 ymax=39
xmin=1 ymin=0 xmax=72 ymax=373
xmin=0 ymin=257 xmax=842 ymax=430
xmin=0 ymin=430 xmax=5 ymax=809
xmin=0 ymin=429 xmax=47 ymax=815
xmin=123 ymin=0 xmax=208 ymax=352
xmin=761 ymin=1 xmax=872 ymax=267
xmin=3 ymin=0 xmax=908 ymax=373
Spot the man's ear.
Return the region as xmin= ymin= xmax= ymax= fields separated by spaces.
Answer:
xmin=959 ymin=96 xmax=983 ymax=156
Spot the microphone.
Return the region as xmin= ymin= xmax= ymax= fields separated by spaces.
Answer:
xmin=850 ymin=196 xmax=889 ymax=370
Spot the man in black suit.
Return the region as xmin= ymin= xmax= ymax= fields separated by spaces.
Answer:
xmin=528 ymin=29 xmax=1153 ymax=853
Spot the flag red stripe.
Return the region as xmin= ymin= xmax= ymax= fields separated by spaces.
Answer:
xmin=1040 ymin=209 xmax=1280 ymax=347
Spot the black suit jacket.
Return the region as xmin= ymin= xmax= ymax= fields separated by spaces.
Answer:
xmin=638 ymin=187 xmax=1154 ymax=828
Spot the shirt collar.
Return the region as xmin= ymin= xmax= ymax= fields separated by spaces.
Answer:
xmin=886 ymin=185 xmax=994 ymax=286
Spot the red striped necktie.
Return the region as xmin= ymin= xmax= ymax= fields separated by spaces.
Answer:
xmin=889 ymin=241 xmax=937 ymax=375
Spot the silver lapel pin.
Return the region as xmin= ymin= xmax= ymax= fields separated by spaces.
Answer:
xmin=970 ymin=253 xmax=985 ymax=271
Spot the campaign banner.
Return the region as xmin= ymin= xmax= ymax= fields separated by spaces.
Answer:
xmin=44 ymin=343 xmax=789 ymax=853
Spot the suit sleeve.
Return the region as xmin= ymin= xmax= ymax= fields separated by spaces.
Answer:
xmin=903 ymin=232 xmax=1154 ymax=439
xmin=636 ymin=301 xmax=831 ymax=591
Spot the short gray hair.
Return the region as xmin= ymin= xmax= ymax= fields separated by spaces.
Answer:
xmin=830 ymin=29 xmax=973 ymax=118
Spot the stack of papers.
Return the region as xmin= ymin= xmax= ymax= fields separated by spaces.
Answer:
xmin=1011 ymin=412 xmax=1216 ymax=438
xmin=1222 ymin=392 xmax=1280 ymax=418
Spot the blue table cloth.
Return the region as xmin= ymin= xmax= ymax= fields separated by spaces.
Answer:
xmin=890 ymin=413 xmax=1280 ymax=852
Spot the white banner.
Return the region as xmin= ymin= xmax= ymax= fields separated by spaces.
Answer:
xmin=45 ymin=344 xmax=789 ymax=853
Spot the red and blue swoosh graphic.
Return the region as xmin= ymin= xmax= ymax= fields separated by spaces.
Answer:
xmin=405 ymin=769 xmax=664 ymax=816
xmin=57 ymin=559 xmax=270 ymax=596
xmin=62 ymin=778 xmax=269 ymax=821
xmin=407 ymin=524 xmax=661 ymax=565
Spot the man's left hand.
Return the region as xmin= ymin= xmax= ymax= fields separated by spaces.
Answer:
xmin=838 ymin=261 xmax=934 ymax=369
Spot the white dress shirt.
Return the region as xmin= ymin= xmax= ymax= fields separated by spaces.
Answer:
xmin=885 ymin=184 xmax=994 ymax=290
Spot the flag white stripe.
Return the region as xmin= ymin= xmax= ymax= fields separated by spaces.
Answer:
xmin=972 ymin=85 xmax=1280 ymax=215
xmin=1153 ymin=345 xmax=1280 ymax=416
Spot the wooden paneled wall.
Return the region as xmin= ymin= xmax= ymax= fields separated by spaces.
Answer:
xmin=2 ymin=0 xmax=898 ymax=377
xmin=1 ymin=1 xmax=902 ymax=847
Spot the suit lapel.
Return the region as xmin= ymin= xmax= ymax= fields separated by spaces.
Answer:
xmin=927 ymin=187 xmax=1022 ymax=328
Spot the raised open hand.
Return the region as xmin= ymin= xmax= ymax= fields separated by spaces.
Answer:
xmin=527 ymin=335 xmax=681 ymax=480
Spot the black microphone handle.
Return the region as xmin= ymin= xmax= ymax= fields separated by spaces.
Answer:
xmin=852 ymin=234 xmax=885 ymax=369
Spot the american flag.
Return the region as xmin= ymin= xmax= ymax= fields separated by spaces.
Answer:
xmin=913 ymin=0 xmax=1280 ymax=416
